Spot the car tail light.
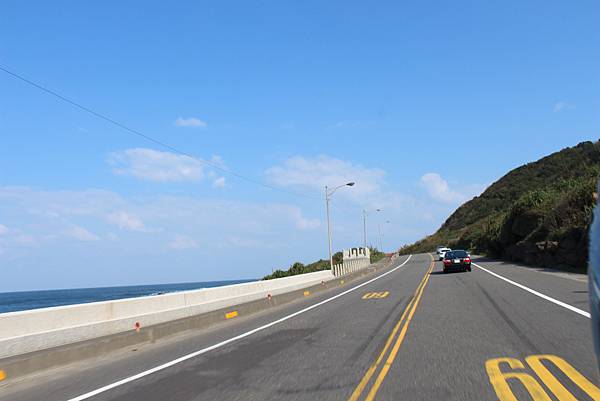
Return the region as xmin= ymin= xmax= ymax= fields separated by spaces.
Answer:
xmin=464 ymin=257 xmax=471 ymax=263
xmin=443 ymin=260 xmax=451 ymax=266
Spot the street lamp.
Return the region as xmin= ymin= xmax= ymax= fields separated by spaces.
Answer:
xmin=325 ymin=182 xmax=355 ymax=270
xmin=378 ymin=220 xmax=391 ymax=252
xmin=363 ymin=208 xmax=382 ymax=249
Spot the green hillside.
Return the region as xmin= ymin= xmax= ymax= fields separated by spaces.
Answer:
xmin=400 ymin=141 xmax=600 ymax=272
xmin=263 ymin=247 xmax=386 ymax=280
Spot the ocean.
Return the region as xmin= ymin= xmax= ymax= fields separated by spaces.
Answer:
xmin=0 ymin=279 xmax=256 ymax=314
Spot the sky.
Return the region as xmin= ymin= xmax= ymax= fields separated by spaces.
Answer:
xmin=0 ymin=1 xmax=598 ymax=292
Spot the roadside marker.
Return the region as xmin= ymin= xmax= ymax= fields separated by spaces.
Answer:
xmin=225 ymin=311 xmax=238 ymax=319
xmin=0 ymin=369 xmax=5 ymax=381
xmin=303 ymin=291 xmax=310 ymax=296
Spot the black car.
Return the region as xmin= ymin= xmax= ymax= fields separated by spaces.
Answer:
xmin=442 ymin=250 xmax=471 ymax=273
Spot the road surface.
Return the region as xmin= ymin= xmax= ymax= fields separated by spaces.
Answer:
xmin=0 ymin=253 xmax=597 ymax=401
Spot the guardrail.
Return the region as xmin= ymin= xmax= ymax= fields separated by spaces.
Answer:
xmin=0 ymin=270 xmax=337 ymax=359
xmin=0 ymin=257 xmax=386 ymax=383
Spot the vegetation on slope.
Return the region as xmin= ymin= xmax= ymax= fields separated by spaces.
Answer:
xmin=370 ymin=248 xmax=387 ymax=263
xmin=400 ymin=141 xmax=600 ymax=272
xmin=263 ymin=247 xmax=385 ymax=280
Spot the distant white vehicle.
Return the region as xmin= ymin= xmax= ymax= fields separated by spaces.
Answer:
xmin=437 ymin=247 xmax=451 ymax=261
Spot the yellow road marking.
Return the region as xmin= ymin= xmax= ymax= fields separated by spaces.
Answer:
xmin=348 ymin=255 xmax=433 ymax=401
xmin=225 ymin=311 xmax=238 ymax=319
xmin=485 ymin=355 xmax=600 ymax=401
xmin=303 ymin=291 xmax=310 ymax=296
xmin=362 ymin=291 xmax=390 ymax=299
xmin=0 ymin=369 xmax=5 ymax=381
xmin=486 ymin=358 xmax=551 ymax=401
xmin=526 ymin=354 xmax=600 ymax=400
xmin=348 ymin=296 xmax=417 ymax=401
xmin=364 ymin=257 xmax=434 ymax=401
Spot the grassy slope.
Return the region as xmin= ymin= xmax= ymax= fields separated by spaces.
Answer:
xmin=263 ymin=248 xmax=385 ymax=280
xmin=400 ymin=141 xmax=600 ymax=272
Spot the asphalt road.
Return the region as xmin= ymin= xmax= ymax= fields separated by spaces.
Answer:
xmin=1 ymin=253 xmax=597 ymax=401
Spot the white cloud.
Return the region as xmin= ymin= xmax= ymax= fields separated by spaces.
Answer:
xmin=108 ymin=211 xmax=146 ymax=232
xmin=63 ymin=225 xmax=100 ymax=242
xmin=553 ymin=101 xmax=575 ymax=113
xmin=209 ymin=155 xmax=225 ymax=168
xmin=13 ymin=234 xmax=36 ymax=246
xmin=168 ymin=234 xmax=199 ymax=250
xmin=296 ymin=217 xmax=320 ymax=230
xmin=289 ymin=208 xmax=320 ymax=230
xmin=212 ymin=177 xmax=226 ymax=188
xmin=174 ymin=117 xmax=207 ymax=128
xmin=420 ymin=173 xmax=484 ymax=204
xmin=108 ymin=148 xmax=205 ymax=182
xmin=0 ymin=224 xmax=8 ymax=235
xmin=266 ymin=155 xmax=386 ymax=203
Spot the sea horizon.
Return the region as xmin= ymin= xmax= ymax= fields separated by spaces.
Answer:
xmin=0 ymin=278 xmax=257 ymax=314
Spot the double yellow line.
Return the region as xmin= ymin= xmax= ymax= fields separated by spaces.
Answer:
xmin=348 ymin=254 xmax=435 ymax=401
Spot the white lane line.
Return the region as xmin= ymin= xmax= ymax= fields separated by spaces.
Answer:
xmin=473 ymin=262 xmax=590 ymax=319
xmin=67 ymin=255 xmax=414 ymax=401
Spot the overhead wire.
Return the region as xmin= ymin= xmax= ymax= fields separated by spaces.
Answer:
xmin=0 ymin=64 xmax=319 ymax=201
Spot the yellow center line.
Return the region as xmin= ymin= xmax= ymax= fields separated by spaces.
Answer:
xmin=364 ymin=256 xmax=434 ymax=401
xmin=348 ymin=255 xmax=434 ymax=401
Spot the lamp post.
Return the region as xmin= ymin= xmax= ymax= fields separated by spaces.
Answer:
xmin=325 ymin=182 xmax=355 ymax=270
xmin=378 ymin=220 xmax=391 ymax=252
xmin=363 ymin=208 xmax=382 ymax=249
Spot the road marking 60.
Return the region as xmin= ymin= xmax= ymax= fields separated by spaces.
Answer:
xmin=486 ymin=355 xmax=600 ymax=401
xmin=362 ymin=291 xmax=389 ymax=299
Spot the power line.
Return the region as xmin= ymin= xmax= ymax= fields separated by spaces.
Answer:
xmin=0 ymin=64 xmax=319 ymax=201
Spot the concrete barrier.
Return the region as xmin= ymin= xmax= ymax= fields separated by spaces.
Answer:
xmin=0 ymin=258 xmax=387 ymax=383
xmin=0 ymin=270 xmax=336 ymax=359
xmin=332 ymin=248 xmax=371 ymax=276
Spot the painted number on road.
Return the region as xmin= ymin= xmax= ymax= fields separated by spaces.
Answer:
xmin=362 ymin=291 xmax=389 ymax=299
xmin=486 ymin=355 xmax=600 ymax=401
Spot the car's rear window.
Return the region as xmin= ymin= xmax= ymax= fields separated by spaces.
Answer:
xmin=452 ymin=251 xmax=468 ymax=257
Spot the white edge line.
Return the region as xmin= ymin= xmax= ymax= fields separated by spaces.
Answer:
xmin=67 ymin=254 xmax=414 ymax=401
xmin=473 ymin=262 xmax=590 ymax=319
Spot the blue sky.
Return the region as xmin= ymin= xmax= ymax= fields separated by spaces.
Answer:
xmin=0 ymin=1 xmax=598 ymax=291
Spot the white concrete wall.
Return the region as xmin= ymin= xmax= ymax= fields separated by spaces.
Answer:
xmin=332 ymin=257 xmax=371 ymax=276
xmin=343 ymin=247 xmax=370 ymax=260
xmin=0 ymin=270 xmax=336 ymax=359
